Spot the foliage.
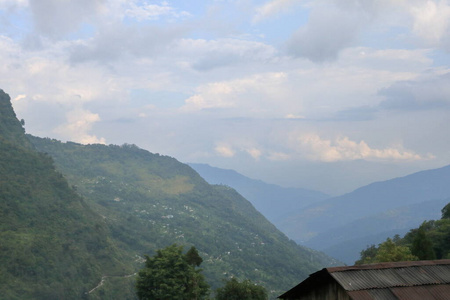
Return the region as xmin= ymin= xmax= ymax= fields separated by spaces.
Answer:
xmin=136 ymin=244 xmax=209 ymax=300
xmin=442 ymin=203 xmax=450 ymax=219
xmin=356 ymin=238 xmax=417 ymax=265
xmin=0 ymin=92 xmax=133 ymax=299
xmin=355 ymin=245 xmax=378 ymax=265
xmin=411 ymin=223 xmax=436 ymax=260
xmin=215 ymin=278 xmax=268 ymax=300
xmin=375 ymin=238 xmax=418 ymax=263
xmin=28 ymin=134 xmax=339 ymax=298
xmin=356 ymin=201 xmax=450 ymax=265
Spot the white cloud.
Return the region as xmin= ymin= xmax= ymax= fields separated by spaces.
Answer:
xmin=408 ymin=0 xmax=450 ymax=47
xmin=215 ymin=144 xmax=235 ymax=157
xmin=246 ymin=147 xmax=262 ymax=160
xmin=267 ymin=151 xmax=290 ymax=161
xmin=294 ymin=133 xmax=431 ymax=162
xmin=125 ymin=2 xmax=191 ymax=21
xmin=253 ymin=0 xmax=300 ymax=23
xmin=13 ymin=94 xmax=26 ymax=101
xmin=181 ymin=72 xmax=288 ymax=115
xmin=55 ymin=109 xmax=106 ymax=145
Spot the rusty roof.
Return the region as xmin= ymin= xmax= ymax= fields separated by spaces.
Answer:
xmin=279 ymin=260 xmax=450 ymax=299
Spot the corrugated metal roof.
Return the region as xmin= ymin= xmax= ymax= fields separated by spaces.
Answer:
xmin=348 ymin=289 xmax=397 ymax=300
xmin=278 ymin=260 xmax=450 ymax=299
xmin=391 ymin=285 xmax=450 ymax=300
xmin=330 ymin=261 xmax=450 ymax=291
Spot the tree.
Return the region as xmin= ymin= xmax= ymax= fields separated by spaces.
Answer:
xmin=136 ymin=244 xmax=209 ymax=300
xmin=185 ymin=246 xmax=203 ymax=267
xmin=442 ymin=203 xmax=450 ymax=219
xmin=411 ymin=223 xmax=436 ymax=260
xmin=355 ymin=244 xmax=377 ymax=265
xmin=375 ymin=238 xmax=418 ymax=263
xmin=215 ymin=277 xmax=267 ymax=300
xmin=355 ymin=238 xmax=418 ymax=265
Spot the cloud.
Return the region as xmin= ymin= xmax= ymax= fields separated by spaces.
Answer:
xmin=215 ymin=144 xmax=235 ymax=157
xmin=125 ymin=2 xmax=191 ymax=21
xmin=379 ymin=72 xmax=450 ymax=111
xmin=177 ymin=38 xmax=277 ymax=71
xmin=69 ymin=24 xmax=187 ymax=64
xmin=294 ymin=133 xmax=431 ymax=162
xmin=28 ymin=0 xmax=104 ymax=39
xmin=54 ymin=108 xmax=106 ymax=145
xmin=286 ymin=3 xmax=364 ymax=62
xmin=267 ymin=151 xmax=290 ymax=161
xmin=0 ymin=0 xmax=28 ymax=9
xmin=253 ymin=0 xmax=300 ymax=23
xmin=408 ymin=0 xmax=450 ymax=48
xmin=13 ymin=94 xmax=26 ymax=101
xmin=246 ymin=147 xmax=262 ymax=160
xmin=181 ymin=72 xmax=288 ymax=115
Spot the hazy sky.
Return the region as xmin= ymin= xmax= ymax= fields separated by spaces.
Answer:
xmin=1 ymin=0 xmax=450 ymax=195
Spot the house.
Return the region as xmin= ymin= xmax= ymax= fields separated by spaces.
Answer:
xmin=278 ymin=259 xmax=450 ymax=300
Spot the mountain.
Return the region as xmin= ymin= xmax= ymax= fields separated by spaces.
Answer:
xmin=1 ymin=88 xmax=338 ymax=299
xmin=308 ymin=198 xmax=449 ymax=263
xmin=28 ymin=137 xmax=339 ymax=298
xmin=0 ymin=90 xmax=134 ymax=299
xmin=188 ymin=163 xmax=329 ymax=226
xmin=281 ymin=165 xmax=450 ymax=264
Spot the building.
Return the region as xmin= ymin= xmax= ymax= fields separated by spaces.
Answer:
xmin=278 ymin=259 xmax=450 ymax=300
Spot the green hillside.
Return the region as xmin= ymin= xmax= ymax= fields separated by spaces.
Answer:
xmin=28 ymin=136 xmax=338 ymax=298
xmin=0 ymin=90 xmax=134 ymax=299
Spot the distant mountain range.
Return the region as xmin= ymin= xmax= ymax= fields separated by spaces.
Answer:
xmin=188 ymin=163 xmax=329 ymax=226
xmin=190 ymin=162 xmax=450 ymax=265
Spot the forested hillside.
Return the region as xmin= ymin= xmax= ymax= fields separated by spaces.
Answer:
xmin=28 ymin=135 xmax=338 ymax=298
xmin=0 ymin=90 xmax=134 ymax=299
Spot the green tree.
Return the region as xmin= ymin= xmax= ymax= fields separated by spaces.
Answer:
xmin=355 ymin=238 xmax=418 ymax=265
xmin=375 ymin=238 xmax=418 ymax=263
xmin=136 ymin=244 xmax=209 ymax=300
xmin=441 ymin=203 xmax=450 ymax=219
xmin=185 ymin=246 xmax=203 ymax=267
xmin=355 ymin=244 xmax=377 ymax=265
xmin=411 ymin=223 xmax=436 ymax=260
xmin=215 ymin=277 xmax=267 ymax=300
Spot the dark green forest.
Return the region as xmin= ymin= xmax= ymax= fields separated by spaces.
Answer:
xmin=0 ymin=89 xmax=337 ymax=299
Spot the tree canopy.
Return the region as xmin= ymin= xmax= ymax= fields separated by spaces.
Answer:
xmin=215 ymin=277 xmax=267 ymax=300
xmin=356 ymin=202 xmax=450 ymax=265
xmin=136 ymin=244 xmax=209 ymax=300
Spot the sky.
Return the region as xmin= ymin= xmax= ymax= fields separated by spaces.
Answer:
xmin=1 ymin=0 xmax=450 ymax=195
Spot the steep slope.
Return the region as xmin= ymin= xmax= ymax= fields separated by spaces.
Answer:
xmin=0 ymin=90 xmax=134 ymax=299
xmin=29 ymin=137 xmax=339 ymax=298
xmin=279 ymin=165 xmax=450 ymax=263
xmin=189 ymin=163 xmax=328 ymax=226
